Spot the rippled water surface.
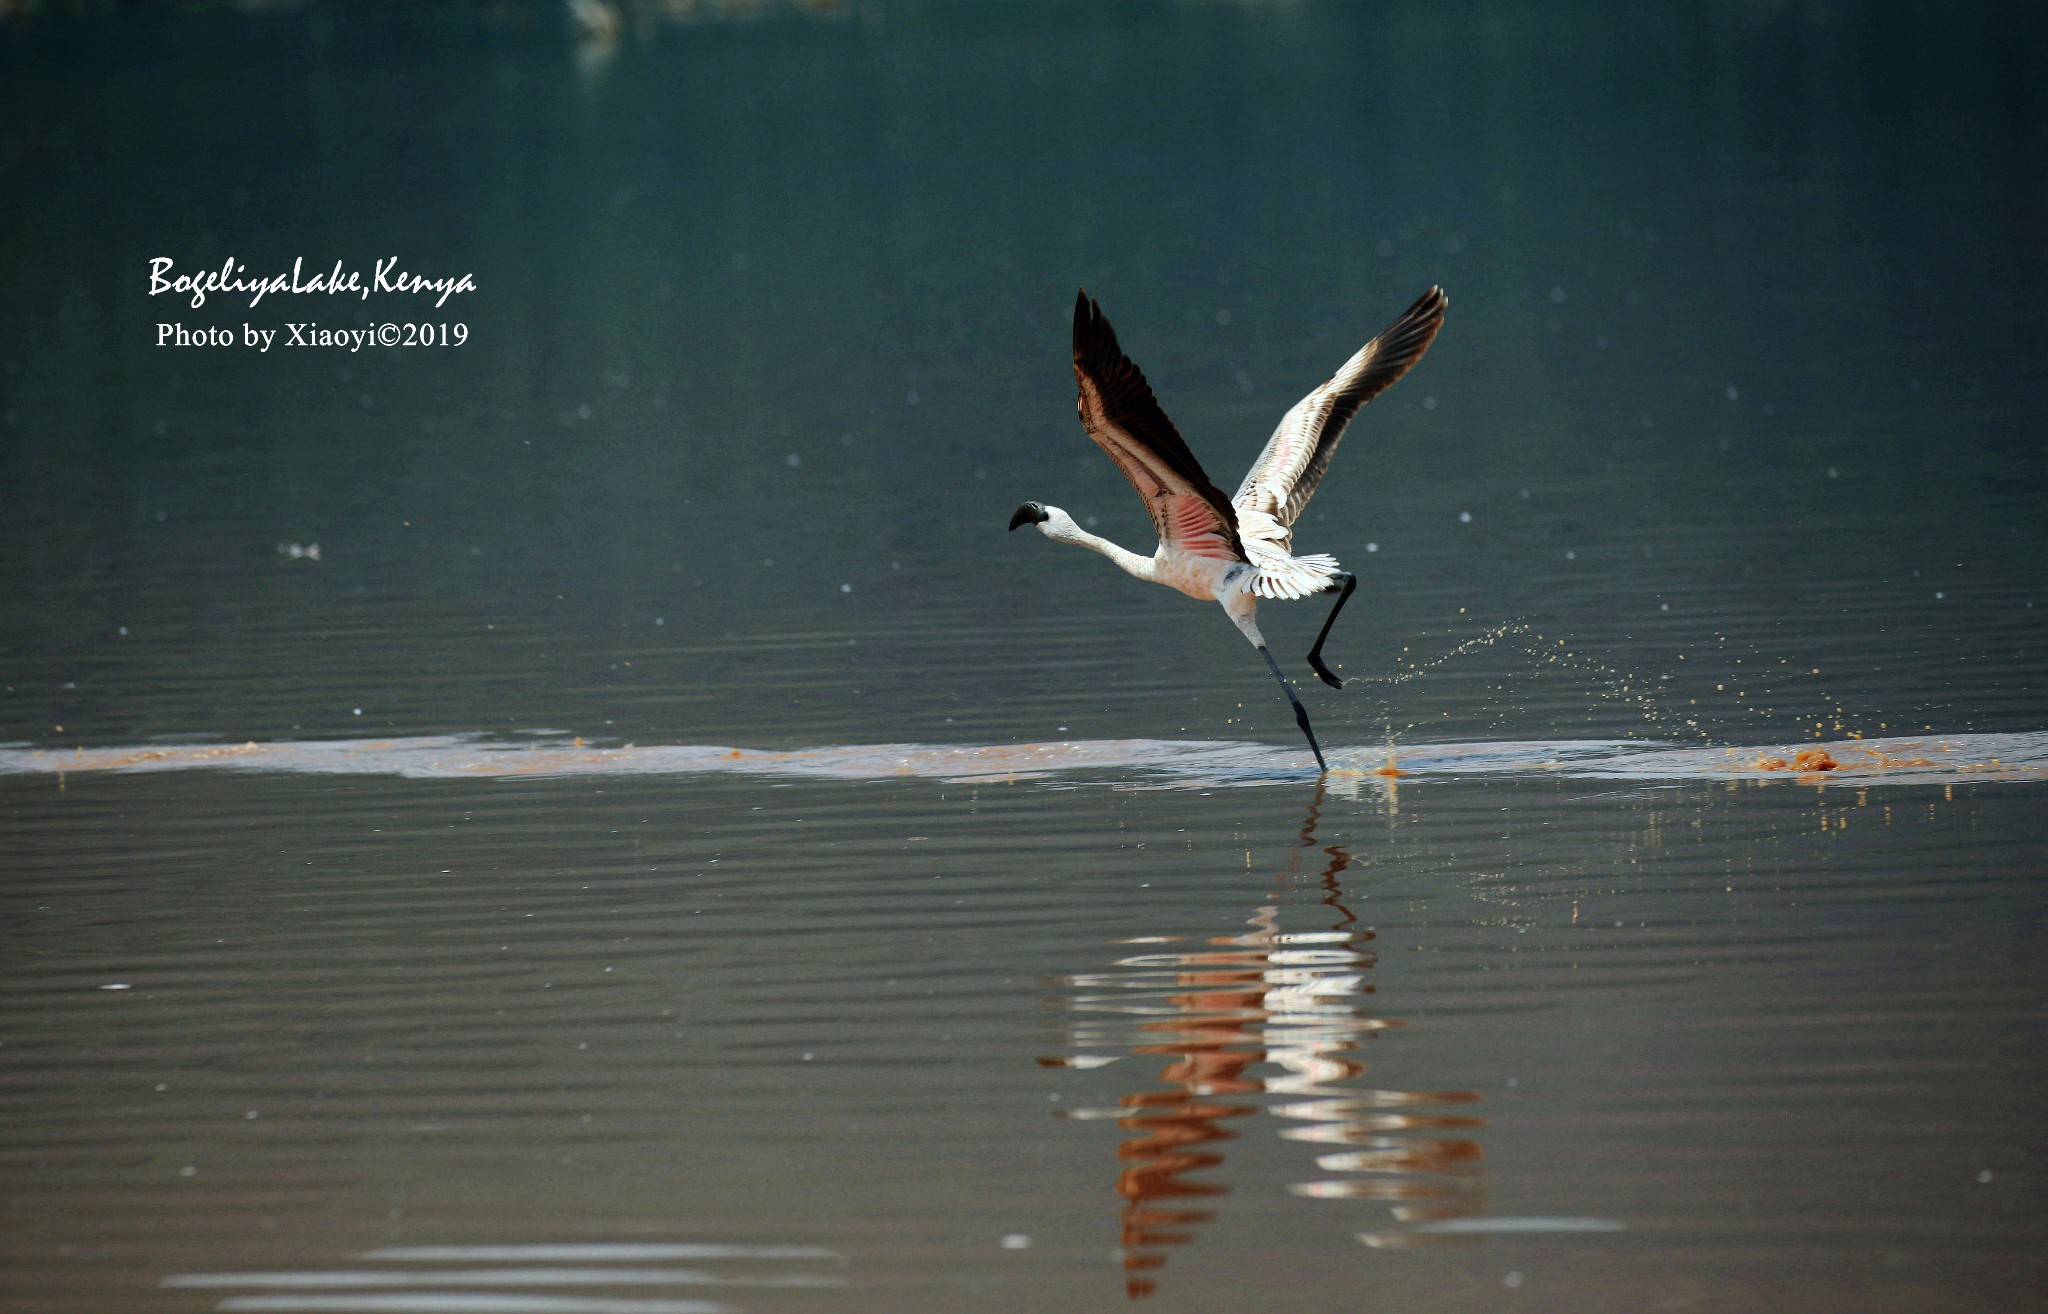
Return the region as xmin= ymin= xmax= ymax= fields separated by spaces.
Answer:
xmin=3 ymin=4 xmax=2046 ymax=1312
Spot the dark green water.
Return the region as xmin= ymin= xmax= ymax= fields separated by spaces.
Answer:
xmin=2 ymin=4 xmax=2044 ymax=1312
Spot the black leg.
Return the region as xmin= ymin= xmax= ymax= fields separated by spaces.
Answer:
xmin=1259 ymin=645 xmax=1328 ymax=772
xmin=1306 ymin=572 xmax=1357 ymax=690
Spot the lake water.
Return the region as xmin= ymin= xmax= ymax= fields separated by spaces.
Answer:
xmin=2 ymin=3 xmax=2044 ymax=1312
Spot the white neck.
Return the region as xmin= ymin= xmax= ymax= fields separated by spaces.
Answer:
xmin=1040 ymin=509 xmax=1158 ymax=583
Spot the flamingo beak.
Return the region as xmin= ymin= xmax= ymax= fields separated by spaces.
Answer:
xmin=1008 ymin=502 xmax=1048 ymax=532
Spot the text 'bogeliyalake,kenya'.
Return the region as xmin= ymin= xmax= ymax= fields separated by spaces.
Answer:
xmin=148 ymin=256 xmax=477 ymax=310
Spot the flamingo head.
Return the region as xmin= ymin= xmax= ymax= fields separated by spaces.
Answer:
xmin=1007 ymin=501 xmax=1050 ymax=532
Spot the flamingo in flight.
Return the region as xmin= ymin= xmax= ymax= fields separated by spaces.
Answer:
xmin=1010 ymin=286 xmax=1448 ymax=771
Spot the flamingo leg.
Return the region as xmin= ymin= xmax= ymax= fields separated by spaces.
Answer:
xmin=1306 ymin=572 xmax=1357 ymax=690
xmin=1259 ymin=645 xmax=1328 ymax=772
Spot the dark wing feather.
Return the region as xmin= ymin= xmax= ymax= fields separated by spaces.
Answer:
xmin=1235 ymin=286 xmax=1448 ymax=534
xmin=1072 ymin=290 xmax=1246 ymax=561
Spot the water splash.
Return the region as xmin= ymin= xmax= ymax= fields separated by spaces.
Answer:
xmin=1346 ymin=619 xmax=1711 ymax=744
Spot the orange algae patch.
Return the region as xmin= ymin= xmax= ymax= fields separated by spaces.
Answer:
xmin=1859 ymin=746 xmax=1937 ymax=770
xmin=1751 ymin=749 xmax=1838 ymax=773
xmin=85 ymin=741 xmax=263 ymax=771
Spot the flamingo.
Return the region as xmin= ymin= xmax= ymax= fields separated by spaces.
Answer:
xmin=1009 ymin=286 xmax=1448 ymax=772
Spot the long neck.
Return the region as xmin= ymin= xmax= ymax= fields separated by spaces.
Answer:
xmin=1047 ymin=521 xmax=1158 ymax=582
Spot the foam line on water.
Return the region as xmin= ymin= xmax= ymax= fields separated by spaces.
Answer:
xmin=1406 ymin=1216 xmax=1627 ymax=1234
xmin=360 ymin=1247 xmax=837 ymax=1263
xmin=164 ymin=1269 xmax=841 ymax=1289
xmin=211 ymin=1297 xmax=728 ymax=1314
xmin=2 ymin=732 xmax=2043 ymax=788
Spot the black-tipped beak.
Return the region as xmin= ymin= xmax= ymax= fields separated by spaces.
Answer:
xmin=1008 ymin=502 xmax=1048 ymax=532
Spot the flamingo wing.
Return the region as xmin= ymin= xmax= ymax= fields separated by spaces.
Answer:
xmin=1232 ymin=286 xmax=1447 ymax=554
xmin=1073 ymin=290 xmax=1246 ymax=563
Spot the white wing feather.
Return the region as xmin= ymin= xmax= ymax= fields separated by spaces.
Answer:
xmin=1233 ymin=287 xmax=1448 ymax=567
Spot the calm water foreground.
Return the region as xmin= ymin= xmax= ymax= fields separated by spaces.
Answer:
xmin=3 ymin=3 xmax=2046 ymax=1312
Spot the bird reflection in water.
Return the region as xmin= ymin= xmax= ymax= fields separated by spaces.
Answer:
xmin=1040 ymin=789 xmax=1487 ymax=1299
